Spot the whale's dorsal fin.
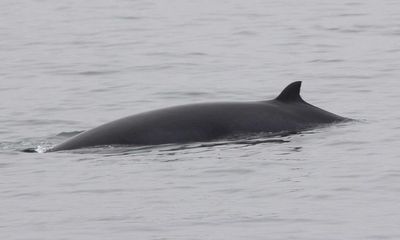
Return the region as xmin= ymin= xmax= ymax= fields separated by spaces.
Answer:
xmin=275 ymin=81 xmax=304 ymax=103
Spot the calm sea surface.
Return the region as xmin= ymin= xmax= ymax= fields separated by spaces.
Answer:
xmin=1 ymin=0 xmax=400 ymax=239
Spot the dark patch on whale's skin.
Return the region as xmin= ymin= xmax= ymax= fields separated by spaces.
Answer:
xmin=48 ymin=81 xmax=350 ymax=152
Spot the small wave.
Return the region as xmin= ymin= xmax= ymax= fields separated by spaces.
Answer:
xmin=309 ymin=59 xmax=344 ymax=63
xmin=233 ymin=30 xmax=257 ymax=36
xmin=114 ymin=16 xmax=142 ymax=20
xmin=186 ymin=52 xmax=208 ymax=56
xmin=56 ymin=131 xmax=84 ymax=137
xmin=76 ymin=70 xmax=120 ymax=76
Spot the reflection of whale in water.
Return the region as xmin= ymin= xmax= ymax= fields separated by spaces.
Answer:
xmin=49 ymin=81 xmax=350 ymax=152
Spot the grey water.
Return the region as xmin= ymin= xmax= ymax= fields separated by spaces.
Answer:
xmin=1 ymin=0 xmax=400 ymax=239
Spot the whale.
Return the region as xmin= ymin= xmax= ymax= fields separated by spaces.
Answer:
xmin=48 ymin=81 xmax=349 ymax=152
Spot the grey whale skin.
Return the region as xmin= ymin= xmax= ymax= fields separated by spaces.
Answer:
xmin=49 ymin=81 xmax=348 ymax=151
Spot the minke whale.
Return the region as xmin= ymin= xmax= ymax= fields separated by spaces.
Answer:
xmin=49 ymin=81 xmax=349 ymax=152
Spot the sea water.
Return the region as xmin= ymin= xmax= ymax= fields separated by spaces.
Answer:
xmin=1 ymin=0 xmax=400 ymax=239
